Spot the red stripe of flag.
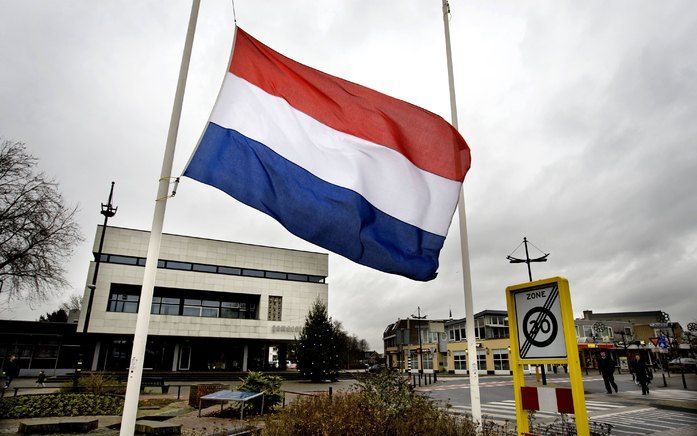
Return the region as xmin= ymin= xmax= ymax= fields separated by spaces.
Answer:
xmin=520 ymin=386 xmax=540 ymax=411
xmin=230 ymin=28 xmax=470 ymax=182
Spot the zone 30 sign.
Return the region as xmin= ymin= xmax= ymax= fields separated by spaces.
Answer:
xmin=513 ymin=283 xmax=566 ymax=359
xmin=506 ymin=277 xmax=590 ymax=436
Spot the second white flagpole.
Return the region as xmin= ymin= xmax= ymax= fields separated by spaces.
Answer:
xmin=441 ymin=0 xmax=482 ymax=425
xmin=119 ymin=1 xmax=201 ymax=434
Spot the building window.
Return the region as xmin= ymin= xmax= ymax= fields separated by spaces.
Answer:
xmin=268 ymin=296 xmax=282 ymax=321
xmin=166 ymin=261 xmax=192 ymax=271
xmin=490 ymin=327 xmax=508 ymax=339
xmin=221 ymin=301 xmax=255 ymax=319
xmin=284 ymin=273 xmax=302 ymax=281
xmin=476 ymin=350 xmax=487 ymax=371
xmin=489 ymin=315 xmax=508 ymax=326
xmin=109 ymin=255 xmax=138 ymax=265
xmin=219 ymin=266 xmax=241 ymax=276
xmin=151 ymin=297 xmax=180 ymax=315
xmin=108 ymin=284 xmax=258 ymax=320
xmin=422 ymin=352 xmax=433 ymax=369
xmin=583 ymin=325 xmax=593 ymax=337
xmin=493 ymin=348 xmax=509 ymax=371
xmin=449 ymin=323 xmax=465 ymax=341
xmin=108 ymin=292 xmax=139 ymax=313
xmin=427 ymin=331 xmax=439 ymax=343
xmin=453 ymin=351 xmax=466 ymax=370
xmin=192 ymin=264 xmax=216 ymax=273
xmin=242 ymin=269 xmax=265 ymax=278
xmin=265 ymin=271 xmax=287 ymax=280
xmin=182 ymin=299 xmax=220 ymax=318
xmin=475 ymin=319 xmax=485 ymax=339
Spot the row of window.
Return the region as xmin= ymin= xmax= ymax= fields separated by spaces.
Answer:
xmin=576 ymin=325 xmax=632 ymax=339
xmin=421 ymin=331 xmax=445 ymax=343
xmin=452 ymin=349 xmax=509 ymax=371
xmin=447 ymin=321 xmax=494 ymax=341
xmin=106 ymin=284 xmax=265 ymax=320
xmin=443 ymin=324 xmax=636 ymax=342
xmin=95 ymin=253 xmax=326 ymax=284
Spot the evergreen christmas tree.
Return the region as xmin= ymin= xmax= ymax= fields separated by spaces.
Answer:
xmin=297 ymin=300 xmax=340 ymax=382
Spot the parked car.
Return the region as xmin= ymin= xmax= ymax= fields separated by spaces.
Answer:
xmin=366 ymin=363 xmax=385 ymax=373
xmin=667 ymin=357 xmax=697 ymax=372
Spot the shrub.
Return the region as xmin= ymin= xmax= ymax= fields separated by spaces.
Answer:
xmin=239 ymin=371 xmax=283 ymax=414
xmin=262 ymin=393 xmax=478 ymax=436
xmin=262 ymin=371 xmax=479 ymax=436
xmin=0 ymin=393 xmax=123 ymax=419
xmin=60 ymin=373 xmax=125 ymax=394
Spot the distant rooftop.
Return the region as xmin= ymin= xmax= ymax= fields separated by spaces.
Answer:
xmin=446 ymin=309 xmax=508 ymax=325
xmin=581 ymin=310 xmax=665 ymax=322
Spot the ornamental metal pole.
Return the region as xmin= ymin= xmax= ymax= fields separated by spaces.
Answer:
xmin=441 ymin=0 xmax=481 ymax=424
xmin=119 ymin=1 xmax=200 ymax=434
xmin=82 ymin=181 xmax=117 ymax=333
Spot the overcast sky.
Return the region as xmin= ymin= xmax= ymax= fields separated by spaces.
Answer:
xmin=1 ymin=0 xmax=695 ymax=350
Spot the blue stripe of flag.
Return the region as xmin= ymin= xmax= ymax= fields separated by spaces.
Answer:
xmin=183 ymin=123 xmax=445 ymax=281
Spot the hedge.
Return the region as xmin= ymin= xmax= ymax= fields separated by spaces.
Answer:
xmin=0 ymin=393 xmax=124 ymax=419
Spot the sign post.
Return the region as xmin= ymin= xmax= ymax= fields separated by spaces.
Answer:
xmin=506 ymin=277 xmax=589 ymax=436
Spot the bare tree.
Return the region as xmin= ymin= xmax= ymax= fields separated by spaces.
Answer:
xmin=60 ymin=293 xmax=83 ymax=312
xmin=0 ymin=139 xmax=83 ymax=306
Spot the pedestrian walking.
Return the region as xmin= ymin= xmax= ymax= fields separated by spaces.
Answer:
xmin=630 ymin=354 xmax=652 ymax=395
xmin=36 ymin=370 xmax=46 ymax=388
xmin=3 ymin=355 xmax=20 ymax=388
xmin=598 ymin=351 xmax=618 ymax=394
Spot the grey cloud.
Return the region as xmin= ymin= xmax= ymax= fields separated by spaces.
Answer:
xmin=1 ymin=0 xmax=696 ymax=349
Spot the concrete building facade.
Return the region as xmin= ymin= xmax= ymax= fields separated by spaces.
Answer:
xmin=77 ymin=226 xmax=328 ymax=372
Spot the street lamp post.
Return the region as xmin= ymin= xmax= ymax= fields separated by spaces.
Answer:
xmin=412 ymin=307 xmax=427 ymax=376
xmin=82 ymin=182 xmax=118 ymax=334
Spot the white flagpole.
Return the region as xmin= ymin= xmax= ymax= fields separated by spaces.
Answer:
xmin=119 ymin=1 xmax=200 ymax=434
xmin=441 ymin=0 xmax=482 ymax=424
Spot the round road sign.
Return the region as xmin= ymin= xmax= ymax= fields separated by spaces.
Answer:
xmin=522 ymin=307 xmax=559 ymax=348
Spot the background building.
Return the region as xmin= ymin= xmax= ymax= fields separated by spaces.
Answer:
xmin=0 ymin=320 xmax=81 ymax=377
xmin=445 ymin=310 xmax=515 ymax=375
xmin=382 ymin=307 xmax=687 ymax=375
xmin=383 ymin=318 xmax=448 ymax=373
xmin=578 ymin=310 xmax=687 ymax=369
xmin=77 ymin=226 xmax=328 ymax=373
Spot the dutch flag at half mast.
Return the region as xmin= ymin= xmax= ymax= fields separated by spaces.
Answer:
xmin=184 ymin=27 xmax=471 ymax=281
